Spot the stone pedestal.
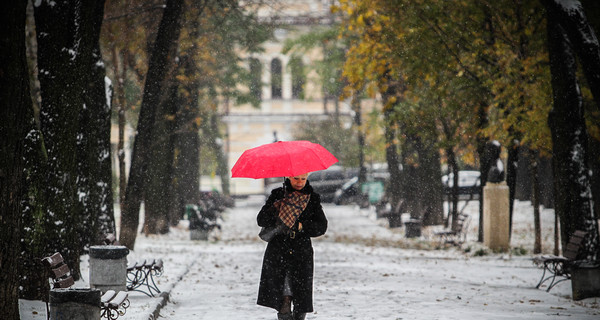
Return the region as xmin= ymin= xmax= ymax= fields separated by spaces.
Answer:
xmin=483 ymin=182 xmax=510 ymax=251
xmin=89 ymin=245 xmax=129 ymax=292
xmin=49 ymin=288 xmax=100 ymax=320
xmin=404 ymin=219 xmax=422 ymax=238
xmin=190 ymin=228 xmax=209 ymax=240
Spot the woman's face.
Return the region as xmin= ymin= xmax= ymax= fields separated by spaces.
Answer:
xmin=289 ymin=173 xmax=309 ymax=190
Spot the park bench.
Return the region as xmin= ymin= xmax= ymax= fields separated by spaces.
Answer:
xmin=42 ymin=252 xmax=130 ymax=320
xmin=126 ymin=259 xmax=164 ymax=297
xmin=434 ymin=213 xmax=470 ymax=246
xmin=532 ymin=230 xmax=587 ymax=291
xmin=102 ymin=233 xmax=164 ymax=297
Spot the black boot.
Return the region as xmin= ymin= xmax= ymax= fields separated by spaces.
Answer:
xmin=277 ymin=312 xmax=293 ymax=320
xmin=293 ymin=310 xmax=306 ymax=320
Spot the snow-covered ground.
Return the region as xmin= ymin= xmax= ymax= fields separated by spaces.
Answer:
xmin=78 ymin=196 xmax=598 ymax=319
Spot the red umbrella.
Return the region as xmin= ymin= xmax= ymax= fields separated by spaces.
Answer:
xmin=231 ymin=140 xmax=338 ymax=179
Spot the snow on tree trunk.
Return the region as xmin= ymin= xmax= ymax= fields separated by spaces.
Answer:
xmin=543 ymin=0 xmax=599 ymax=261
xmin=77 ymin=0 xmax=115 ymax=249
xmin=34 ymin=0 xmax=86 ymax=280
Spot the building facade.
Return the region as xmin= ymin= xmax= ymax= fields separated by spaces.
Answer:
xmin=223 ymin=0 xmax=354 ymax=195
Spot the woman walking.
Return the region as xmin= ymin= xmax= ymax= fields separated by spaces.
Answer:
xmin=257 ymin=173 xmax=328 ymax=320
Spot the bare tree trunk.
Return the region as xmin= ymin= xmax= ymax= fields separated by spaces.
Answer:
xmin=445 ymin=147 xmax=459 ymax=230
xmin=506 ymin=139 xmax=519 ymax=239
xmin=119 ymin=0 xmax=184 ymax=248
xmin=34 ymin=0 xmax=108 ymax=279
xmin=528 ymin=149 xmax=542 ymax=254
xmin=544 ymin=0 xmax=600 ymax=109
xmin=0 ymin=1 xmax=34 ymax=316
xmin=109 ymin=45 xmax=128 ymax=206
xmin=77 ymin=0 xmax=115 ymax=247
xmin=145 ymin=82 xmax=178 ymax=234
xmin=208 ymin=110 xmax=230 ymax=195
xmin=477 ymin=136 xmax=490 ymax=243
xmin=351 ymin=91 xmax=367 ymax=183
xmin=172 ymin=69 xmax=200 ymax=225
xmin=543 ymin=0 xmax=599 ymax=260
xmin=380 ymin=71 xmax=403 ymax=210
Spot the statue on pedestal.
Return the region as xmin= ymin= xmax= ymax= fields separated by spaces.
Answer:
xmin=485 ymin=140 xmax=504 ymax=183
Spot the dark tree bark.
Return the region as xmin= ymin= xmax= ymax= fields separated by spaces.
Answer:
xmin=444 ymin=145 xmax=459 ymax=229
xmin=419 ymin=139 xmax=444 ymax=226
xmin=506 ymin=140 xmax=519 ymax=238
xmin=581 ymin=0 xmax=600 ymax=240
xmin=145 ymin=81 xmax=178 ymax=235
xmin=544 ymin=0 xmax=600 ymax=109
xmin=33 ymin=0 xmax=111 ymax=275
xmin=476 ymin=104 xmax=489 ymax=243
xmin=0 ymin=1 xmax=34 ymax=317
xmin=34 ymin=0 xmax=87 ymax=279
xmin=120 ymin=0 xmax=184 ymax=248
xmin=543 ymin=0 xmax=599 ymax=260
xmin=351 ymin=91 xmax=367 ymax=183
xmin=19 ymin=2 xmax=52 ymax=303
xmin=77 ymin=0 xmax=115 ymax=247
xmin=528 ymin=149 xmax=542 ymax=254
xmin=383 ymin=109 xmax=402 ymax=207
xmin=380 ymin=71 xmax=403 ymax=214
xmin=206 ymin=109 xmax=230 ymax=195
xmin=477 ymin=160 xmax=485 ymax=242
xmin=590 ymin=138 xmax=600 ymax=229
xmin=401 ymin=134 xmax=443 ymax=225
xmin=172 ymin=55 xmax=201 ymax=225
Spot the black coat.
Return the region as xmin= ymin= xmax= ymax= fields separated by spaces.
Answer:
xmin=256 ymin=179 xmax=328 ymax=313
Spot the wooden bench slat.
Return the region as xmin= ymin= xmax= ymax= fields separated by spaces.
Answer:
xmin=42 ymin=252 xmax=64 ymax=268
xmin=154 ymin=259 xmax=164 ymax=271
xmin=127 ymin=260 xmax=145 ymax=271
xmin=54 ymin=276 xmax=75 ymax=288
xmin=144 ymin=259 xmax=155 ymax=268
xmin=108 ymin=292 xmax=129 ymax=309
xmin=101 ymin=290 xmax=117 ymax=304
xmin=51 ymin=264 xmax=70 ymax=279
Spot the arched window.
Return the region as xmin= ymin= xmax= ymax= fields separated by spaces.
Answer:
xmin=249 ymin=58 xmax=262 ymax=100
xmin=290 ymin=57 xmax=305 ymax=99
xmin=271 ymin=58 xmax=282 ymax=99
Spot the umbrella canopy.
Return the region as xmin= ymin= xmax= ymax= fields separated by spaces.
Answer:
xmin=231 ymin=140 xmax=338 ymax=179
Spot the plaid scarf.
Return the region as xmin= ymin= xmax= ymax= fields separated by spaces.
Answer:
xmin=278 ymin=191 xmax=310 ymax=228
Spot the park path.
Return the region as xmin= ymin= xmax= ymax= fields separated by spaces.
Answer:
xmin=104 ymin=196 xmax=599 ymax=320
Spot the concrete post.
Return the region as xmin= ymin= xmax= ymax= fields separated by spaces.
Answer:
xmin=190 ymin=229 xmax=209 ymax=240
xmin=483 ymin=182 xmax=510 ymax=251
xmin=89 ymin=245 xmax=129 ymax=292
xmin=49 ymin=288 xmax=101 ymax=320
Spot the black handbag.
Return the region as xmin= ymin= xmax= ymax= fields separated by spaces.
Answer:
xmin=258 ymin=223 xmax=287 ymax=242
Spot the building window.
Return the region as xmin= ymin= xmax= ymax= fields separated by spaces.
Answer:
xmin=271 ymin=58 xmax=282 ymax=99
xmin=290 ymin=57 xmax=305 ymax=99
xmin=249 ymin=58 xmax=262 ymax=101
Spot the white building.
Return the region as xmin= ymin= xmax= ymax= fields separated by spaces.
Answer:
xmin=223 ymin=0 xmax=356 ymax=195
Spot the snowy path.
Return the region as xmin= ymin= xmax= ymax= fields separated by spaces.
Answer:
xmin=149 ymin=197 xmax=599 ymax=320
